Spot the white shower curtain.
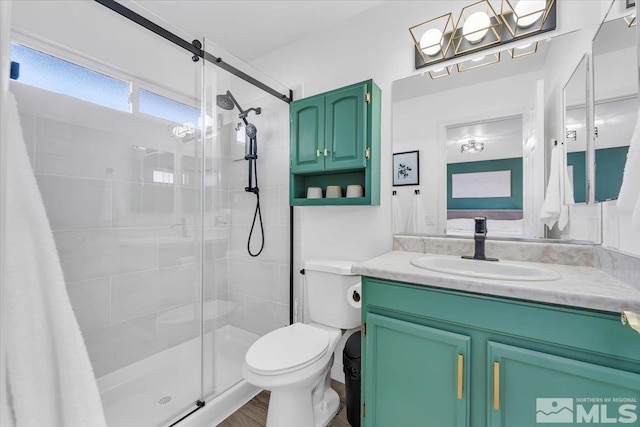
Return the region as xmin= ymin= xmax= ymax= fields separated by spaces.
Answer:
xmin=2 ymin=91 xmax=107 ymax=427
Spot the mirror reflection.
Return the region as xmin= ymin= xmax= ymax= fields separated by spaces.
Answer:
xmin=564 ymin=55 xmax=587 ymax=204
xmin=593 ymin=15 xmax=637 ymax=202
xmin=445 ymin=116 xmax=526 ymax=238
xmin=393 ymin=39 xmax=548 ymax=239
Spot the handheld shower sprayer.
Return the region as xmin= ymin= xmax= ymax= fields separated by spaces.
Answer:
xmin=216 ymin=91 xmax=264 ymax=257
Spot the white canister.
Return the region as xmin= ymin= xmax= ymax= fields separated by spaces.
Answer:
xmin=346 ymin=184 xmax=364 ymax=198
xmin=326 ymin=185 xmax=343 ymax=198
xmin=307 ymin=187 xmax=323 ymax=199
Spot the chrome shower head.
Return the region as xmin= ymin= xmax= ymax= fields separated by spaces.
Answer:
xmin=246 ymin=123 xmax=257 ymax=139
xmin=216 ymin=93 xmax=234 ymax=110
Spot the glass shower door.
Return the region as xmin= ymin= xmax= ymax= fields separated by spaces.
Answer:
xmin=9 ymin=2 xmax=207 ymax=425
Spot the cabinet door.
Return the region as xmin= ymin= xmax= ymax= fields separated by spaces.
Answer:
xmin=364 ymin=313 xmax=470 ymax=427
xmin=290 ymin=96 xmax=324 ymax=173
xmin=324 ymin=84 xmax=367 ymax=171
xmin=488 ymin=342 xmax=640 ymax=427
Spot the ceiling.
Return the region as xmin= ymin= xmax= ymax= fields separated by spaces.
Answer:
xmin=129 ymin=0 xmax=385 ymax=62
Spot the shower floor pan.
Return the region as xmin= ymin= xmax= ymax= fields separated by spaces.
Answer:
xmin=98 ymin=324 xmax=259 ymax=427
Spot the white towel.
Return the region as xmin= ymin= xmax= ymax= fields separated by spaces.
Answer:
xmin=539 ymin=145 xmax=574 ymax=231
xmin=392 ymin=192 xmax=402 ymax=234
xmin=618 ymin=108 xmax=640 ymax=230
xmin=2 ymin=91 xmax=107 ymax=427
xmin=406 ymin=191 xmax=426 ymax=234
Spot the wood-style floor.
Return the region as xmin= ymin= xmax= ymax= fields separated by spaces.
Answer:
xmin=217 ymin=380 xmax=352 ymax=427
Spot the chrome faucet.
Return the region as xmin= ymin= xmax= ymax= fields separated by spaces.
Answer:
xmin=462 ymin=217 xmax=498 ymax=261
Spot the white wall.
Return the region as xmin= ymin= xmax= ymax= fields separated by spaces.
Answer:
xmin=0 ymin=0 xmax=12 ymax=421
xmin=393 ymin=71 xmax=542 ymax=234
xmin=252 ymin=0 xmax=610 ymax=258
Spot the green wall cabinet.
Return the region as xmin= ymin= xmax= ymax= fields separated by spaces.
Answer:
xmin=361 ymin=277 xmax=640 ymax=427
xmin=289 ymin=80 xmax=380 ymax=206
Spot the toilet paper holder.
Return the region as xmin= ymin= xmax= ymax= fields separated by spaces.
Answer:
xmin=347 ymin=283 xmax=362 ymax=309
xmin=352 ymin=290 xmax=361 ymax=303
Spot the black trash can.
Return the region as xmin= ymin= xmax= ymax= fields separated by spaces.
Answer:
xmin=343 ymin=330 xmax=361 ymax=427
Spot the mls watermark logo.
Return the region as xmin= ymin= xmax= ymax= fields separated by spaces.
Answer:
xmin=536 ymin=397 xmax=638 ymax=424
xmin=536 ymin=398 xmax=574 ymax=423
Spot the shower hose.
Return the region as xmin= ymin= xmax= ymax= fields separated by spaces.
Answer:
xmin=247 ymin=146 xmax=264 ymax=257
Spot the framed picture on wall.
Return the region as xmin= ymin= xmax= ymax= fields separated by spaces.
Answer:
xmin=393 ymin=150 xmax=420 ymax=186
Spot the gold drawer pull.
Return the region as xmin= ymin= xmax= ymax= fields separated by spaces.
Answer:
xmin=457 ymin=354 xmax=464 ymax=400
xmin=493 ymin=361 xmax=500 ymax=410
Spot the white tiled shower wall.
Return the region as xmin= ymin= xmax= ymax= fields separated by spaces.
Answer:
xmin=14 ymin=80 xmax=293 ymax=377
xmin=224 ymin=95 xmax=293 ymax=336
xmin=15 ymin=83 xmax=210 ymax=377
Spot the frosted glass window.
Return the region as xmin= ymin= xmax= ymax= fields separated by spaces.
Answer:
xmin=10 ymin=43 xmax=129 ymax=111
xmin=139 ymin=89 xmax=200 ymax=126
xmin=452 ymin=170 xmax=512 ymax=198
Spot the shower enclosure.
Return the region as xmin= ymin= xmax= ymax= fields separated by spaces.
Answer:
xmin=4 ymin=1 xmax=293 ymax=425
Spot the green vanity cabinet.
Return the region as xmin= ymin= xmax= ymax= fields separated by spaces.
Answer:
xmin=289 ymin=80 xmax=380 ymax=206
xmin=364 ymin=313 xmax=470 ymax=427
xmin=488 ymin=342 xmax=640 ymax=427
xmin=361 ymin=277 xmax=640 ymax=427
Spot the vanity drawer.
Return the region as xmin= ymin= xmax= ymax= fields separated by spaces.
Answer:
xmin=362 ymin=277 xmax=640 ymax=363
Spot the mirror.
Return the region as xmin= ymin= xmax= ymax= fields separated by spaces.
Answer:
xmin=393 ymin=39 xmax=550 ymax=239
xmin=445 ymin=116 xmax=525 ymax=237
xmin=593 ymin=15 xmax=637 ymax=203
xmin=564 ymin=54 xmax=587 ymax=205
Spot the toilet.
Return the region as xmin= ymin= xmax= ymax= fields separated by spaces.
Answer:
xmin=241 ymin=259 xmax=361 ymax=427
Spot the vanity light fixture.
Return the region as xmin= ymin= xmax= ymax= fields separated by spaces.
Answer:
xmin=508 ymin=41 xmax=539 ymax=58
xmin=566 ymin=130 xmax=577 ymax=141
xmin=457 ymin=52 xmax=500 ymax=72
xmin=624 ymin=12 xmax=636 ymax=27
xmin=170 ymin=123 xmax=196 ymax=138
xmin=410 ymin=0 xmax=556 ymax=71
xmin=429 ymin=66 xmax=453 ymax=79
xmin=409 ymin=13 xmax=455 ymax=66
xmin=452 ymin=0 xmax=502 ymax=55
xmin=501 ymin=0 xmax=555 ymax=38
xmin=461 ymin=139 xmax=485 ymax=153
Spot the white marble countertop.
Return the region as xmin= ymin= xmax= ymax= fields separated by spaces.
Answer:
xmin=352 ymin=251 xmax=640 ymax=313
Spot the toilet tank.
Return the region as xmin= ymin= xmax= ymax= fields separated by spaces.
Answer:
xmin=304 ymin=259 xmax=361 ymax=330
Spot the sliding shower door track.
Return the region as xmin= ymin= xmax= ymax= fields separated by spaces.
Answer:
xmin=94 ymin=0 xmax=293 ymax=104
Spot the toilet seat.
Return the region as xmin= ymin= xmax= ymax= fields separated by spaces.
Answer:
xmin=245 ymin=323 xmax=330 ymax=376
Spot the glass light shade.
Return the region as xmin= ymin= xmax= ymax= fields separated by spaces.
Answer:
xmin=452 ymin=0 xmax=502 ymax=55
xmin=409 ymin=13 xmax=455 ymax=66
xmin=457 ymin=52 xmax=500 ymax=72
xmin=461 ymin=140 xmax=484 ymax=153
xmin=463 ymin=11 xmax=490 ymax=43
xmin=501 ymin=0 xmax=554 ymax=37
xmin=508 ymin=41 xmax=538 ymax=58
xmin=515 ymin=0 xmax=546 ymax=28
xmin=428 ymin=66 xmax=452 ymax=79
xmin=625 ymin=12 xmax=636 ymax=27
xmin=420 ymin=28 xmax=444 ymax=56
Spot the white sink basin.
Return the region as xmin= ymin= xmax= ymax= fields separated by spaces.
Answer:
xmin=410 ymin=256 xmax=562 ymax=281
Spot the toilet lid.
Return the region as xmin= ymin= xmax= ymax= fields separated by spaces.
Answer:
xmin=245 ymin=323 xmax=330 ymax=375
